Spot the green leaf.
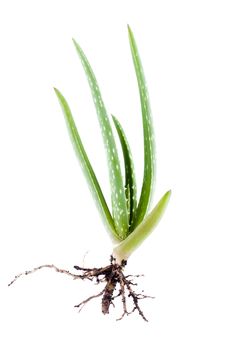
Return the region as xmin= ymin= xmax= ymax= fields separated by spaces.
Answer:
xmin=54 ymin=87 xmax=118 ymax=238
xmin=113 ymin=190 xmax=171 ymax=262
xmin=72 ymin=39 xmax=129 ymax=240
xmin=128 ymin=25 xmax=155 ymax=230
xmin=112 ymin=115 xmax=137 ymax=230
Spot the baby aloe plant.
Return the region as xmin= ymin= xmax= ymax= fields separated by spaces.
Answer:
xmin=9 ymin=26 xmax=171 ymax=321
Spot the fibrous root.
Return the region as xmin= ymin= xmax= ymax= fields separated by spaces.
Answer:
xmin=8 ymin=257 xmax=153 ymax=321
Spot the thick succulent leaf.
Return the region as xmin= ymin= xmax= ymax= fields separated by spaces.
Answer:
xmin=128 ymin=25 xmax=155 ymax=230
xmin=112 ymin=115 xmax=137 ymax=230
xmin=113 ymin=190 xmax=171 ymax=262
xmin=72 ymin=39 xmax=129 ymax=239
xmin=54 ymin=88 xmax=118 ymax=238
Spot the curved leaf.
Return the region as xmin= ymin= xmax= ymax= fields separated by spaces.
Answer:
xmin=128 ymin=25 xmax=155 ymax=230
xmin=72 ymin=39 xmax=129 ymax=240
xmin=54 ymin=88 xmax=118 ymax=239
xmin=112 ymin=115 xmax=137 ymax=230
xmin=113 ymin=190 xmax=171 ymax=262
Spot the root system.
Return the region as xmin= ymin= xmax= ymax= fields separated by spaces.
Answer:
xmin=8 ymin=256 xmax=153 ymax=321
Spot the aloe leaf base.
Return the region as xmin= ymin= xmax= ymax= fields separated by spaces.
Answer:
xmin=113 ymin=190 xmax=171 ymax=263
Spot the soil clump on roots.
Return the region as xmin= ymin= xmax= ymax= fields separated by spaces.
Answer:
xmin=8 ymin=256 xmax=153 ymax=321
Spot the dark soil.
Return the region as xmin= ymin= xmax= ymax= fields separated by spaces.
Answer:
xmin=8 ymin=256 xmax=153 ymax=321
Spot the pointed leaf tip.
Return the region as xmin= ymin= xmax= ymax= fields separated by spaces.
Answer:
xmin=54 ymin=87 xmax=61 ymax=97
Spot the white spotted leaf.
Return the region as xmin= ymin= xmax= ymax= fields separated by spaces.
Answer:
xmin=112 ymin=115 xmax=137 ymax=230
xmin=128 ymin=25 xmax=155 ymax=230
xmin=72 ymin=39 xmax=129 ymax=239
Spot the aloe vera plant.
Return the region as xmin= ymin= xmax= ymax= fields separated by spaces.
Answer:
xmin=9 ymin=26 xmax=171 ymax=321
xmin=55 ymin=25 xmax=171 ymax=259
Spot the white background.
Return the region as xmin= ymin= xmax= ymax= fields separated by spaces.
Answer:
xmin=1 ymin=0 xmax=232 ymax=349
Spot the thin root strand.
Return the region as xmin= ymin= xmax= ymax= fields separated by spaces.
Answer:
xmin=75 ymin=290 xmax=104 ymax=312
xmin=8 ymin=264 xmax=83 ymax=287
